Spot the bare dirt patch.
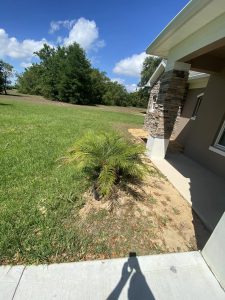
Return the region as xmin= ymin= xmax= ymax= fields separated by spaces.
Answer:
xmin=79 ymin=171 xmax=209 ymax=258
xmin=74 ymin=129 xmax=210 ymax=261
xmin=128 ymin=128 xmax=148 ymax=143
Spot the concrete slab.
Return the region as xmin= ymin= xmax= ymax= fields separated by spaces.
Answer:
xmin=0 ymin=265 xmax=24 ymax=300
xmin=152 ymin=153 xmax=225 ymax=231
xmin=202 ymin=212 xmax=225 ymax=290
xmin=12 ymin=252 xmax=225 ymax=300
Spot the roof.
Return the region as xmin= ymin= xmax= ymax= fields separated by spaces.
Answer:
xmin=146 ymin=60 xmax=209 ymax=88
xmin=188 ymin=71 xmax=209 ymax=81
xmin=146 ymin=59 xmax=166 ymax=87
xmin=146 ymin=0 xmax=225 ymax=57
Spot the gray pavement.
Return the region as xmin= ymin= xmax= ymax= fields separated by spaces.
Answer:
xmin=152 ymin=153 xmax=225 ymax=231
xmin=1 ymin=251 xmax=224 ymax=300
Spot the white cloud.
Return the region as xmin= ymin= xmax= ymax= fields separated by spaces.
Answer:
xmin=111 ymin=77 xmax=138 ymax=93
xmin=64 ymin=18 xmax=105 ymax=51
xmin=113 ymin=52 xmax=148 ymax=77
xmin=111 ymin=77 xmax=125 ymax=84
xmin=0 ymin=22 xmax=146 ymax=93
xmin=20 ymin=62 xmax=32 ymax=68
xmin=56 ymin=36 xmax=63 ymax=43
xmin=49 ymin=20 xmax=76 ymax=34
xmin=0 ymin=28 xmax=47 ymax=60
xmin=0 ymin=17 xmax=104 ymax=70
xmin=125 ymin=83 xmax=138 ymax=93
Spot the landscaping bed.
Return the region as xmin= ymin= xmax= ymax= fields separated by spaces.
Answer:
xmin=0 ymin=93 xmax=209 ymax=265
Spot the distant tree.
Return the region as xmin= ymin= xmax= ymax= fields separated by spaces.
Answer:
xmin=128 ymin=91 xmax=140 ymax=107
xmin=56 ymin=43 xmax=92 ymax=104
xmin=102 ymin=81 xmax=129 ymax=106
xmin=129 ymin=56 xmax=162 ymax=108
xmin=17 ymin=43 xmax=160 ymax=108
xmin=0 ymin=60 xmax=13 ymax=94
xmin=89 ymin=68 xmax=109 ymax=104
xmin=17 ymin=64 xmax=44 ymax=95
xmin=0 ymin=65 xmax=4 ymax=94
xmin=18 ymin=43 xmax=93 ymax=104
xmin=34 ymin=44 xmax=62 ymax=100
xmin=139 ymin=56 xmax=161 ymax=87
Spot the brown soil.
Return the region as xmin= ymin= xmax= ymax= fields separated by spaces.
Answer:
xmin=128 ymin=128 xmax=148 ymax=143
xmin=76 ymin=129 xmax=210 ymax=260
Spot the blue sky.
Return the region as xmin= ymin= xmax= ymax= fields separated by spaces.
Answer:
xmin=0 ymin=0 xmax=189 ymax=91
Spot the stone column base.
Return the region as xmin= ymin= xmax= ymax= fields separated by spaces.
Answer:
xmin=146 ymin=136 xmax=169 ymax=159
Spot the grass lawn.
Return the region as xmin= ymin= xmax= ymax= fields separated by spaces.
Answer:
xmin=0 ymin=95 xmax=144 ymax=264
xmin=0 ymin=94 xmax=209 ymax=265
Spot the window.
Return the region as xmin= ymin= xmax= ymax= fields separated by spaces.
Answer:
xmin=214 ymin=120 xmax=225 ymax=151
xmin=191 ymin=93 xmax=203 ymax=120
xmin=209 ymin=119 xmax=225 ymax=157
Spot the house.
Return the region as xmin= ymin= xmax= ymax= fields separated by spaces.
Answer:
xmin=144 ymin=0 xmax=225 ymax=231
xmin=145 ymin=60 xmax=210 ymax=144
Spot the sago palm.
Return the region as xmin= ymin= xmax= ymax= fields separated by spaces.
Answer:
xmin=61 ymin=131 xmax=147 ymax=198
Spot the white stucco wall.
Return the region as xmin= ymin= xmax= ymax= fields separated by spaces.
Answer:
xmin=202 ymin=212 xmax=225 ymax=290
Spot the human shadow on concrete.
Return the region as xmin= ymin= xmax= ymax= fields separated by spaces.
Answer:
xmin=107 ymin=252 xmax=155 ymax=300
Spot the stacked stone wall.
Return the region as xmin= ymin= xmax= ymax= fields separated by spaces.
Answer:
xmin=145 ymin=69 xmax=189 ymax=140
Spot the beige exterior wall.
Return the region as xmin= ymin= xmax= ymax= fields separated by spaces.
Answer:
xmin=178 ymin=71 xmax=225 ymax=178
xmin=174 ymin=88 xmax=205 ymax=144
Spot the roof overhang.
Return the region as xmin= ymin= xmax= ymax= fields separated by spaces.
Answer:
xmin=146 ymin=61 xmax=209 ymax=89
xmin=146 ymin=0 xmax=225 ymax=58
xmin=146 ymin=60 xmax=166 ymax=87
xmin=188 ymin=72 xmax=209 ymax=89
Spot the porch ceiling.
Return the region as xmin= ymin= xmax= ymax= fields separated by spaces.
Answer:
xmin=184 ymin=41 xmax=225 ymax=73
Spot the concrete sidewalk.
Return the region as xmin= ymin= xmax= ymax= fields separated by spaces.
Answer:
xmin=1 ymin=251 xmax=224 ymax=300
xmin=152 ymin=153 xmax=225 ymax=231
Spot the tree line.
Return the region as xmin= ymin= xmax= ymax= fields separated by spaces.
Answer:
xmin=2 ymin=42 xmax=161 ymax=108
xmin=0 ymin=60 xmax=13 ymax=94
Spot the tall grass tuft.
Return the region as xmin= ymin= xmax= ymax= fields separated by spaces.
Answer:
xmin=61 ymin=131 xmax=147 ymax=198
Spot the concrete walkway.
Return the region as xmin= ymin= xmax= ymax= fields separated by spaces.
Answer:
xmin=152 ymin=153 xmax=225 ymax=231
xmin=1 ymin=252 xmax=224 ymax=300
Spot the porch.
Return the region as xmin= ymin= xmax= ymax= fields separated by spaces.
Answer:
xmin=152 ymin=152 xmax=225 ymax=231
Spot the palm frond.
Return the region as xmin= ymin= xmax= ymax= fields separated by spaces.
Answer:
xmin=59 ymin=130 xmax=147 ymax=198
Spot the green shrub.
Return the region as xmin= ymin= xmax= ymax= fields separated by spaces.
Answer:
xmin=61 ymin=131 xmax=147 ymax=198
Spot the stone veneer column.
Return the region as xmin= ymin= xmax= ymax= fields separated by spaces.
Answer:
xmin=144 ymin=79 xmax=161 ymax=127
xmin=146 ymin=61 xmax=190 ymax=159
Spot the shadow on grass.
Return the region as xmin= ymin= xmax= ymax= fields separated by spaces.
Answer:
xmin=104 ymin=180 xmax=146 ymax=212
xmin=0 ymin=103 xmax=12 ymax=106
xmin=141 ymin=137 xmax=148 ymax=143
xmin=0 ymin=92 xmax=24 ymax=97
xmin=120 ymin=183 xmax=145 ymax=201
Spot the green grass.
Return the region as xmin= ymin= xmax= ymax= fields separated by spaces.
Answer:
xmin=148 ymin=196 xmax=157 ymax=205
xmin=0 ymin=98 xmax=144 ymax=264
